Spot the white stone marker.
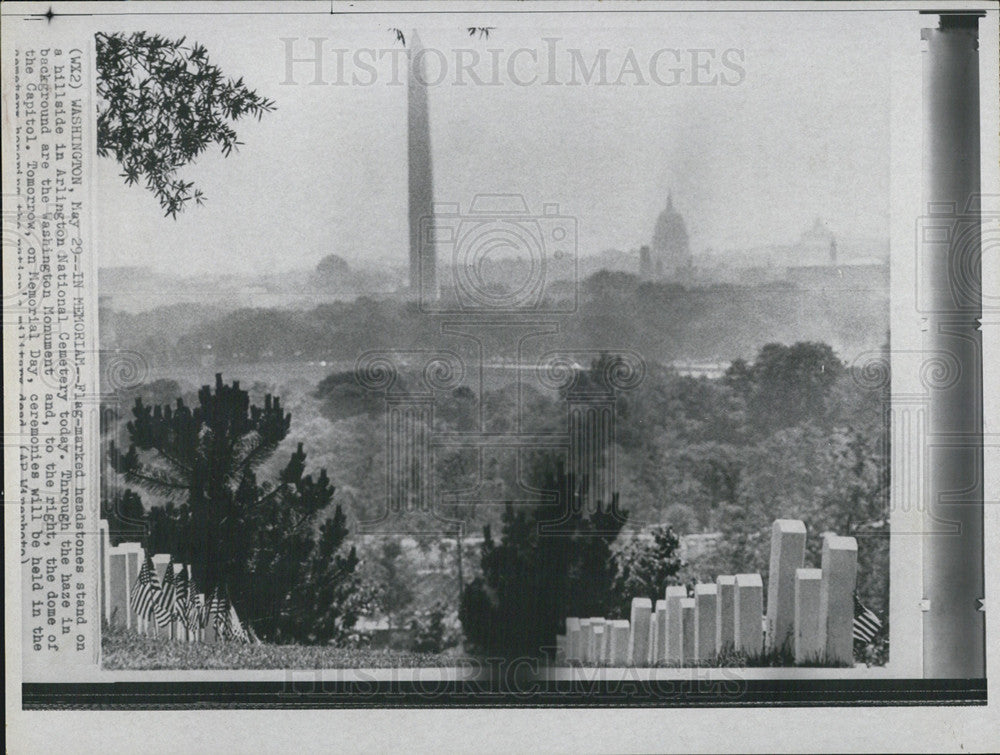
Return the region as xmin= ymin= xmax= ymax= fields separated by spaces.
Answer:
xmin=99 ymin=520 xmax=111 ymax=623
xmin=579 ymin=618 xmax=592 ymax=664
xmin=108 ymin=546 xmax=130 ymax=628
xmin=694 ymin=584 xmax=718 ymax=663
xmin=680 ymin=598 xmax=696 ymax=665
xmin=627 ymin=598 xmax=652 ymax=666
xmin=565 ymin=617 xmax=581 ymax=664
xmin=122 ymin=544 xmax=144 ymax=633
xmin=665 ymin=585 xmax=687 ymax=663
xmin=647 ymin=603 xmax=660 ymax=666
xmin=608 ymin=620 xmax=630 ymax=665
xmin=716 ymin=575 xmax=736 ymax=656
xmin=734 ymin=573 xmax=764 ymax=656
xmin=767 ymin=519 xmax=807 ymax=651
xmin=592 ymin=624 xmax=606 ymax=664
xmin=819 ymin=535 xmax=859 ymax=665
xmin=654 ymin=600 xmax=668 ymax=664
xmin=794 ymin=568 xmax=823 ymax=664
xmin=555 ymin=634 xmax=567 ymax=664
xmin=589 ymin=617 xmax=606 ymax=665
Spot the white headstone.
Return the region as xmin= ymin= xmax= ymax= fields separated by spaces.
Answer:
xmin=579 ymin=618 xmax=592 ymax=664
xmin=99 ymin=520 xmax=111 ymax=623
xmin=680 ymin=598 xmax=696 ymax=665
xmin=121 ymin=544 xmax=144 ymax=632
xmin=767 ymin=519 xmax=807 ymax=651
xmin=819 ymin=535 xmax=859 ymax=665
xmin=694 ymin=583 xmax=718 ymax=663
xmin=592 ymin=624 xmax=606 ymax=664
xmin=588 ymin=617 xmax=606 ymax=665
xmin=716 ymin=575 xmax=736 ymax=656
xmin=646 ymin=601 xmax=660 ymax=666
xmin=608 ymin=620 xmax=630 ymax=665
xmin=654 ymin=599 xmax=668 ymax=665
xmin=734 ymin=573 xmax=764 ymax=657
xmin=627 ymin=598 xmax=652 ymax=666
xmin=565 ymin=617 xmax=581 ymax=664
xmin=794 ymin=568 xmax=823 ymax=664
xmin=108 ymin=546 xmax=130 ymax=628
xmin=665 ymin=585 xmax=687 ymax=663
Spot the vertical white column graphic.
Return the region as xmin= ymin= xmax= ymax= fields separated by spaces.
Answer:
xmin=919 ymin=10 xmax=985 ymax=678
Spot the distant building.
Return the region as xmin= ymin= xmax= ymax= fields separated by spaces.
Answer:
xmin=639 ymin=245 xmax=652 ymax=279
xmin=793 ymin=217 xmax=835 ymax=266
xmin=649 ymin=192 xmax=693 ymax=281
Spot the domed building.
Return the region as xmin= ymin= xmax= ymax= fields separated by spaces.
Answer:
xmin=648 ymin=192 xmax=692 ymax=281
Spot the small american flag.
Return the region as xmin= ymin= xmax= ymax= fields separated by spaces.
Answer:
xmin=209 ymin=586 xmax=231 ymax=636
xmin=853 ymin=595 xmax=883 ymax=644
xmin=155 ymin=558 xmax=177 ymax=628
xmin=129 ymin=555 xmax=160 ymax=622
xmin=191 ymin=591 xmax=207 ymax=630
xmin=174 ymin=565 xmax=191 ymax=630
xmin=228 ymin=603 xmax=250 ymax=643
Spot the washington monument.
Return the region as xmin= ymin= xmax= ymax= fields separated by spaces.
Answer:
xmin=408 ymin=30 xmax=436 ymax=298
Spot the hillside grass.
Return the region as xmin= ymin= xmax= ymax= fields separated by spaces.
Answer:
xmin=102 ymin=627 xmax=460 ymax=670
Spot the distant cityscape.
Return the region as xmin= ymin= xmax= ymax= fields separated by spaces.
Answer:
xmin=98 ymin=200 xmax=889 ymax=315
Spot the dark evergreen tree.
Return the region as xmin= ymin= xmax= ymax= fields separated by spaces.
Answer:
xmin=611 ymin=525 xmax=685 ymax=610
xmin=111 ymin=374 xmax=372 ymax=643
xmin=459 ymin=460 xmax=627 ymax=658
xmin=101 ymin=488 xmax=146 ymax=546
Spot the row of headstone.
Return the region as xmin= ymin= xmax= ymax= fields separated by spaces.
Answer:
xmin=100 ymin=520 xmax=223 ymax=643
xmin=557 ymin=520 xmax=859 ymax=667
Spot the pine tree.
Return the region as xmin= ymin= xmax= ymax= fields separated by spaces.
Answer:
xmin=459 ymin=460 xmax=627 ymax=657
xmin=111 ymin=374 xmax=371 ymax=643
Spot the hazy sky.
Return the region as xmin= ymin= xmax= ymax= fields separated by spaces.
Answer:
xmin=93 ymin=10 xmax=910 ymax=274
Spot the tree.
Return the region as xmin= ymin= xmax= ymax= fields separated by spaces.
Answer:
xmin=612 ymin=525 xmax=685 ymax=608
xmin=459 ymin=460 xmax=627 ymax=657
xmin=95 ymin=31 xmax=275 ymax=217
xmin=372 ymin=539 xmax=415 ymax=630
xmin=736 ymin=342 xmax=844 ymax=433
xmin=111 ymin=374 xmax=371 ymax=643
xmin=101 ymin=488 xmax=146 ymax=546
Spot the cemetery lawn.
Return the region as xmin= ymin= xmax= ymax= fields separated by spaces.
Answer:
xmin=102 ymin=629 xmax=458 ymax=670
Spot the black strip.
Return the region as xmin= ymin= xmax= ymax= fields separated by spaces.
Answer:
xmin=22 ymin=678 xmax=986 ymax=709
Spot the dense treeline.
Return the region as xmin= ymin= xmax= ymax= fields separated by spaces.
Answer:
xmin=101 ymin=273 xmax=887 ymax=366
xmin=101 ymin=338 xmax=889 ymax=653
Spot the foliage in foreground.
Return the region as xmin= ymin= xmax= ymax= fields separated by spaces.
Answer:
xmin=95 ymin=31 xmax=275 ymax=217
xmin=109 ymin=375 xmax=373 ymax=644
xmin=460 ymin=461 xmax=627 ymax=658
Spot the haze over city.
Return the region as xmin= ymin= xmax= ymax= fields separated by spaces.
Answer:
xmin=95 ymin=12 xmax=900 ymax=276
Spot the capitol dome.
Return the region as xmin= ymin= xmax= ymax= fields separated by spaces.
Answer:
xmin=649 ymin=192 xmax=692 ymax=278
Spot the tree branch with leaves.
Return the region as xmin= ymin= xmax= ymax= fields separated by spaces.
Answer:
xmin=95 ymin=31 xmax=275 ymax=217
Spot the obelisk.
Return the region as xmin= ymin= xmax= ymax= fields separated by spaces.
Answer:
xmin=408 ymin=30 xmax=436 ymax=299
